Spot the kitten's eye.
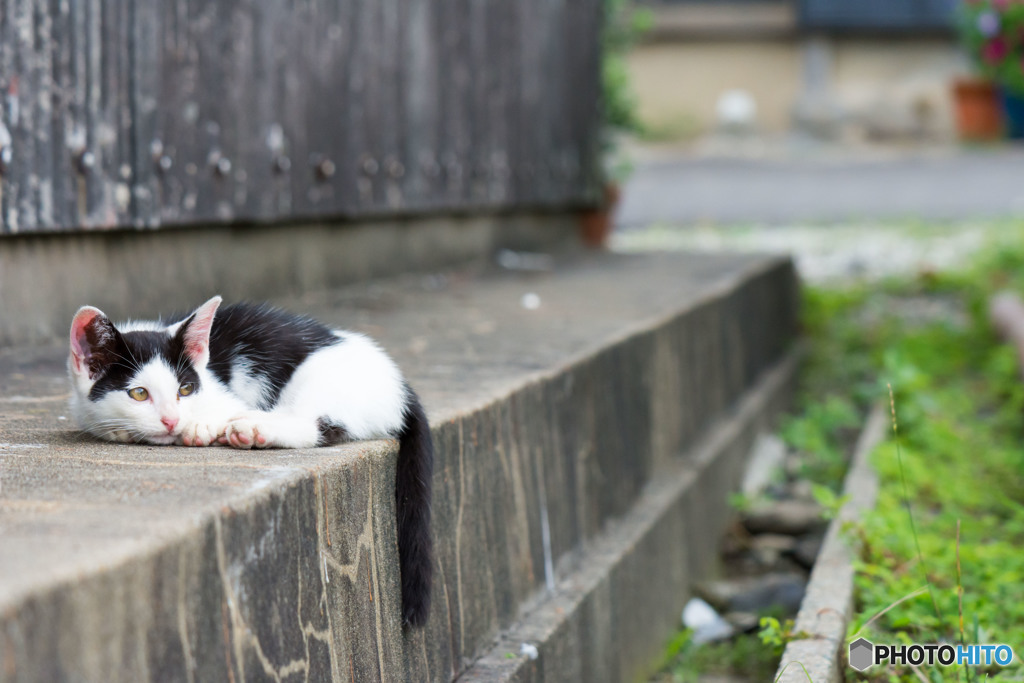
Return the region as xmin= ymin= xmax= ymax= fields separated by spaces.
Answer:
xmin=127 ymin=387 xmax=149 ymax=401
xmin=178 ymin=382 xmax=195 ymax=397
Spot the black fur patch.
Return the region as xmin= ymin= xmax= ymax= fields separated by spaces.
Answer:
xmin=192 ymin=303 xmax=340 ymax=410
xmin=87 ymin=323 xmax=200 ymax=401
xmin=395 ymin=387 xmax=434 ymax=628
xmin=316 ymin=418 xmax=351 ymax=446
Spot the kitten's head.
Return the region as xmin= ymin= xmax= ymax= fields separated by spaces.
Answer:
xmin=67 ymin=296 xmax=222 ymax=444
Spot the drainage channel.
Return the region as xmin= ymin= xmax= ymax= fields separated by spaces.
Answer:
xmin=649 ymin=406 xmax=886 ymax=682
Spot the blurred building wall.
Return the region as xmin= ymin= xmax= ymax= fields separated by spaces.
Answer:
xmin=628 ymin=1 xmax=966 ymax=140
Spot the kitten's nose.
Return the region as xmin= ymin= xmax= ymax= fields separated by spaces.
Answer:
xmin=161 ymin=416 xmax=179 ymax=433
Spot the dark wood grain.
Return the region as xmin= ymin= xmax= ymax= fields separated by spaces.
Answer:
xmin=0 ymin=0 xmax=602 ymax=234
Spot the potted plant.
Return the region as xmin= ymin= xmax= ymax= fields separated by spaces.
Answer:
xmin=954 ymin=1 xmax=1007 ymax=140
xmin=581 ymin=0 xmax=650 ymax=248
xmin=958 ymin=0 xmax=1024 ymax=139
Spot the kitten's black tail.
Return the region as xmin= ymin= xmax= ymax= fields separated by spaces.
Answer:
xmin=396 ymin=388 xmax=434 ymax=628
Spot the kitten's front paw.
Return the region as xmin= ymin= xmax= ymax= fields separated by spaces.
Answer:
xmin=225 ymin=414 xmax=271 ymax=449
xmin=181 ymin=420 xmax=226 ymax=447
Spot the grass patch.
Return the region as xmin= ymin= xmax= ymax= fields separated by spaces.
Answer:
xmin=650 ymin=229 xmax=1024 ymax=682
xmin=800 ymin=237 xmax=1024 ymax=680
xmin=651 ymin=630 xmax=784 ymax=683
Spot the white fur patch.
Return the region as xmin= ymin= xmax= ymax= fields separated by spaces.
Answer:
xmin=72 ymin=357 xmax=183 ymax=443
xmin=273 ymin=332 xmax=406 ymax=441
xmin=116 ymin=319 xmax=168 ymax=333
xmin=228 ymin=358 xmax=271 ymax=409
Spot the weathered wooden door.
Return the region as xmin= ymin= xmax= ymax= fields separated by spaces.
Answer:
xmin=0 ymin=0 xmax=603 ymax=234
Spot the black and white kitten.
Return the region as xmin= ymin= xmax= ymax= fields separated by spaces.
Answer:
xmin=68 ymin=296 xmax=433 ymax=627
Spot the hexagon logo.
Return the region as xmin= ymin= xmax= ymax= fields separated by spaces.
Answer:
xmin=849 ymin=638 xmax=874 ymax=671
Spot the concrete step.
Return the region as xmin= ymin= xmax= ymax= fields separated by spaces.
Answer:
xmin=0 ymin=251 xmax=799 ymax=682
xmin=461 ymin=350 xmax=799 ymax=683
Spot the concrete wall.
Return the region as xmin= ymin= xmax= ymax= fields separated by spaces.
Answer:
xmin=0 ymin=213 xmax=578 ymax=349
xmin=0 ymin=252 xmax=800 ymax=683
xmin=628 ymin=37 xmax=968 ymax=139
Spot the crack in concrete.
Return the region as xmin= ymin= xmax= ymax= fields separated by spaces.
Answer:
xmin=366 ymin=458 xmax=388 ymax=681
xmin=313 ymin=473 xmax=343 ymax=683
xmin=3 ymin=625 xmax=17 ymax=679
xmin=222 ymin=554 xmax=310 ymax=683
xmin=320 ymin=477 xmax=376 ymax=584
xmin=536 ymin=445 xmax=555 ymax=593
xmin=11 ymin=451 xmax=293 ymax=472
xmin=292 ymin=554 xmax=314 ymax=683
xmin=454 ymin=419 xmax=466 ymax=658
xmin=496 ymin=408 xmax=534 ymax=599
xmin=214 ymin=517 xmax=246 ymax=683
xmin=318 ymin=472 xmax=332 ymax=547
xmin=176 ymin=549 xmax=196 ymax=683
xmin=436 ymin=556 xmax=457 ymax=680
xmin=215 ymin=506 xmax=323 ymax=683
xmin=316 ymin=462 xmax=389 ymax=680
xmin=220 ymin=595 xmax=237 ymax=683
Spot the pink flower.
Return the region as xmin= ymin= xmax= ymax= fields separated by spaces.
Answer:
xmin=994 ymin=0 xmax=1010 ymax=8
xmin=984 ymin=37 xmax=1009 ymax=64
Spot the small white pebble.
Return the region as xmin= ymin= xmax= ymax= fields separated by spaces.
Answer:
xmin=521 ymin=293 xmax=541 ymax=310
xmin=520 ymin=643 xmax=539 ymax=660
xmin=57 ymin=416 xmax=67 ymax=421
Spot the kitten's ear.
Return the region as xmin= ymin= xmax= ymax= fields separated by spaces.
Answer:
xmin=69 ymin=306 xmax=119 ymax=379
xmin=179 ymin=296 xmax=222 ymax=368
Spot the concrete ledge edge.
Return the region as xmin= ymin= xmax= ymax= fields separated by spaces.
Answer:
xmin=775 ymin=405 xmax=887 ymax=683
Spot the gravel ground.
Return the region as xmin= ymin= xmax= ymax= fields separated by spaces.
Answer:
xmin=612 ymin=222 xmax=1012 ymax=284
xmin=612 ymin=140 xmax=1024 ymax=283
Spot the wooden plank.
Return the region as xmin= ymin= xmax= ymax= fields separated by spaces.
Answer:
xmin=0 ymin=0 xmax=18 ymax=232
xmin=1 ymin=0 xmax=604 ymax=234
xmin=500 ymin=0 xmax=523 ymax=207
xmin=467 ymin=0 xmax=488 ymax=207
xmin=271 ymin=0 xmax=312 ymax=219
xmin=401 ymin=0 xmax=440 ymax=210
xmin=379 ymin=0 xmax=404 ymax=213
xmin=9 ymin=0 xmax=39 ymax=232
xmin=440 ymin=0 xmax=470 ymax=207
xmin=97 ymin=0 xmax=136 ymax=228
xmin=518 ymin=0 xmax=543 ymax=207
xmin=130 ymin=0 xmax=159 ymax=226
xmin=50 ymin=0 xmax=76 ymax=228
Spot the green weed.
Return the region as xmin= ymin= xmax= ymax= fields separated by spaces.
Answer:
xmin=804 ymin=236 xmax=1024 ymax=681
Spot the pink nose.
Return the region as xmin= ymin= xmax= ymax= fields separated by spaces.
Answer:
xmin=161 ymin=416 xmax=179 ymax=433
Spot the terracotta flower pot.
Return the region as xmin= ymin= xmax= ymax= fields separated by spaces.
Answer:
xmin=579 ymin=182 xmax=621 ymax=249
xmin=952 ymin=78 xmax=1003 ymax=142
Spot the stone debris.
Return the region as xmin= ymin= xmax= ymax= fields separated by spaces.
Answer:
xmin=740 ymin=433 xmax=788 ymax=498
xmin=496 ymin=249 xmax=554 ymax=272
xmin=520 ymin=292 xmax=541 ymax=310
xmin=786 ymin=479 xmax=815 ymax=502
xmin=697 ymin=572 xmax=807 ymax=616
xmin=793 ymin=532 xmax=825 ymax=570
xmin=682 ymin=597 xmax=735 ymax=645
xmin=723 ymin=611 xmax=760 ymax=634
xmin=741 ymin=499 xmax=826 ymax=536
xmin=748 ymin=533 xmax=799 ymax=568
xmin=614 ymin=222 xmax=999 ymax=285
